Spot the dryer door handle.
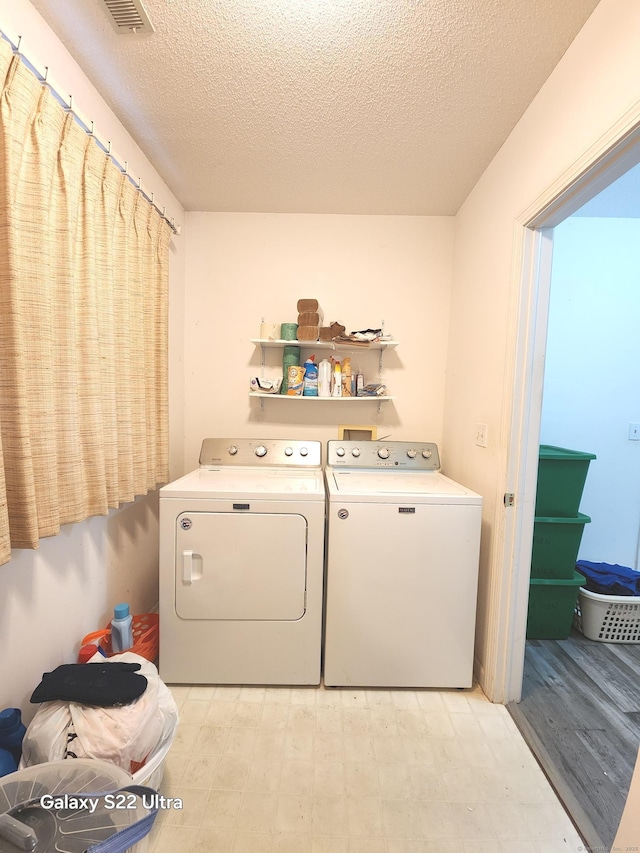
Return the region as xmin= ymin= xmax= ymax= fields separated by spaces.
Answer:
xmin=182 ymin=549 xmax=194 ymax=584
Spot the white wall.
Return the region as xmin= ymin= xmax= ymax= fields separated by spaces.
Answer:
xmin=445 ymin=0 xmax=640 ymax=698
xmin=541 ymin=216 xmax=640 ymax=569
xmin=183 ymin=213 xmax=454 ymax=470
xmin=8 ymin=0 xmax=640 ymax=714
xmin=0 ymin=1 xmax=186 ymax=720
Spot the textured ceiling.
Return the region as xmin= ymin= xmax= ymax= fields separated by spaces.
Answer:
xmin=28 ymin=0 xmax=601 ymax=214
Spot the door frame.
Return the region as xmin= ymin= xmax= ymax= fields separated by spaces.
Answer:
xmin=495 ymin=103 xmax=640 ymax=703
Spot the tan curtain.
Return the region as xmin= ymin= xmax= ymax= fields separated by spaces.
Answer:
xmin=0 ymin=42 xmax=170 ymax=566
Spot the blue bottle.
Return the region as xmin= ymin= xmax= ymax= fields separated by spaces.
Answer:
xmin=0 ymin=748 xmax=17 ymax=777
xmin=0 ymin=708 xmax=26 ymax=766
xmin=111 ymin=603 xmax=134 ymax=652
xmin=302 ymin=358 xmax=318 ymax=396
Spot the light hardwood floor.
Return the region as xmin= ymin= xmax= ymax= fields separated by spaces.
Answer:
xmin=508 ymin=629 xmax=640 ymax=852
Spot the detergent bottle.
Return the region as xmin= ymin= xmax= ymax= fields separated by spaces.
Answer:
xmin=302 ymin=356 xmax=318 ymax=396
xmin=110 ymin=603 xmax=134 ymax=653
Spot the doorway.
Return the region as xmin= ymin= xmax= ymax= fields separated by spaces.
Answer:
xmin=508 ymin=172 xmax=640 ymax=850
xmin=540 ymin=199 xmax=640 ymax=571
xmin=495 ymin=115 xmax=640 ymax=708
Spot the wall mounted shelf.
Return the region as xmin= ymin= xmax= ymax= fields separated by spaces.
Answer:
xmin=250 ymin=337 xmax=398 ymax=412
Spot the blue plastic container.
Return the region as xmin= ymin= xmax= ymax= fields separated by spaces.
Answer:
xmin=111 ymin=602 xmax=134 ymax=652
xmin=0 ymin=748 xmax=17 ymax=777
xmin=0 ymin=708 xmax=26 ymax=766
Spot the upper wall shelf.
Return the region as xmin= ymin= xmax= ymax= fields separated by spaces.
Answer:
xmin=250 ymin=338 xmax=399 ymax=350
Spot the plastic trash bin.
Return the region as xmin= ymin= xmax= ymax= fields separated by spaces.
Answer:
xmin=526 ymin=571 xmax=585 ymax=639
xmin=535 ymin=445 xmax=596 ymax=517
xmin=530 ymin=513 xmax=591 ymax=579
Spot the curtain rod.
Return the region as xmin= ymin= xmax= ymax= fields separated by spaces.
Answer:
xmin=0 ymin=27 xmax=181 ymax=236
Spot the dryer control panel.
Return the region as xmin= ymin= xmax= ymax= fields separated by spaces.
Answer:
xmin=200 ymin=438 xmax=322 ymax=468
xmin=326 ymin=440 xmax=440 ymax=470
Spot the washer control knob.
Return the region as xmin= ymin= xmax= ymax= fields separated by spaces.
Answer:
xmin=228 ymin=445 xmax=238 ymax=456
xmin=255 ymin=445 xmax=267 ymax=457
xmin=407 ymin=449 xmax=417 ymax=458
xmin=352 ymin=448 xmax=361 ymax=457
xmin=377 ymin=447 xmax=390 ymax=459
xmin=300 ymin=447 xmax=308 ymax=456
xmin=284 ymin=447 xmax=293 ymax=456
xmin=422 ymin=449 xmax=432 ymax=459
xmin=336 ymin=447 xmax=345 ymax=457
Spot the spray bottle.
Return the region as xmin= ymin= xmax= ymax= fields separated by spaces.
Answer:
xmin=341 ymin=357 xmax=352 ymax=396
xmin=332 ymin=359 xmax=342 ymax=397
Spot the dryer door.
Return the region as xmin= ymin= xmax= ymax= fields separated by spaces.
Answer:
xmin=175 ymin=511 xmax=307 ymax=620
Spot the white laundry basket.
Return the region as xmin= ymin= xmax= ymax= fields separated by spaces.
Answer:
xmin=131 ymin=718 xmax=175 ymax=789
xmin=575 ymin=587 xmax=640 ymax=643
xmin=0 ymin=759 xmax=157 ymax=852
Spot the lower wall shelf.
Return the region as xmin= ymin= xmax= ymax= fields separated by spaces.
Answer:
xmin=249 ymin=392 xmax=395 ymax=412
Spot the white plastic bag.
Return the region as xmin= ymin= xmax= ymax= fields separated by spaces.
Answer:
xmin=22 ymin=652 xmax=179 ymax=775
xmin=19 ymin=701 xmax=72 ymax=767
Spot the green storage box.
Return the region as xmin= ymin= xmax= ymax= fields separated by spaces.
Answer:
xmin=526 ymin=571 xmax=585 ymax=639
xmin=530 ymin=512 xmax=591 ymax=579
xmin=535 ymin=445 xmax=596 ymax=517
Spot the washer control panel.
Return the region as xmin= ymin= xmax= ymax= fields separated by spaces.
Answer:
xmin=199 ymin=438 xmax=322 ymax=468
xmin=326 ymin=440 xmax=440 ymax=470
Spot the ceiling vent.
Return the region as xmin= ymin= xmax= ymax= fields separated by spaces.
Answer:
xmin=101 ymin=0 xmax=155 ymax=34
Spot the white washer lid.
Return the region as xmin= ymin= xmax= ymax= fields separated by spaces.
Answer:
xmin=326 ymin=469 xmax=482 ymax=504
xmin=161 ymin=466 xmax=326 ymax=499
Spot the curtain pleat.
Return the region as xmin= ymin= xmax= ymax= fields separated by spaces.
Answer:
xmin=0 ymin=44 xmax=171 ymax=565
xmin=0 ymin=41 xmax=11 ymax=563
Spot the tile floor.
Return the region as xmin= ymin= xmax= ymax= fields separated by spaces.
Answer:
xmin=148 ymin=683 xmax=585 ymax=853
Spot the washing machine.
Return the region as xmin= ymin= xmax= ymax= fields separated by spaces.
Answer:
xmin=323 ymin=440 xmax=482 ymax=688
xmin=159 ymin=438 xmax=325 ymax=685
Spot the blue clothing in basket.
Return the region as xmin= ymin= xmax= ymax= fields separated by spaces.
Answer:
xmin=575 ymin=560 xmax=640 ymax=596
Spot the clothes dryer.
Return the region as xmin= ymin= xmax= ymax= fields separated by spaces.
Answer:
xmin=323 ymin=440 xmax=482 ymax=688
xmin=159 ymin=438 xmax=325 ymax=684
